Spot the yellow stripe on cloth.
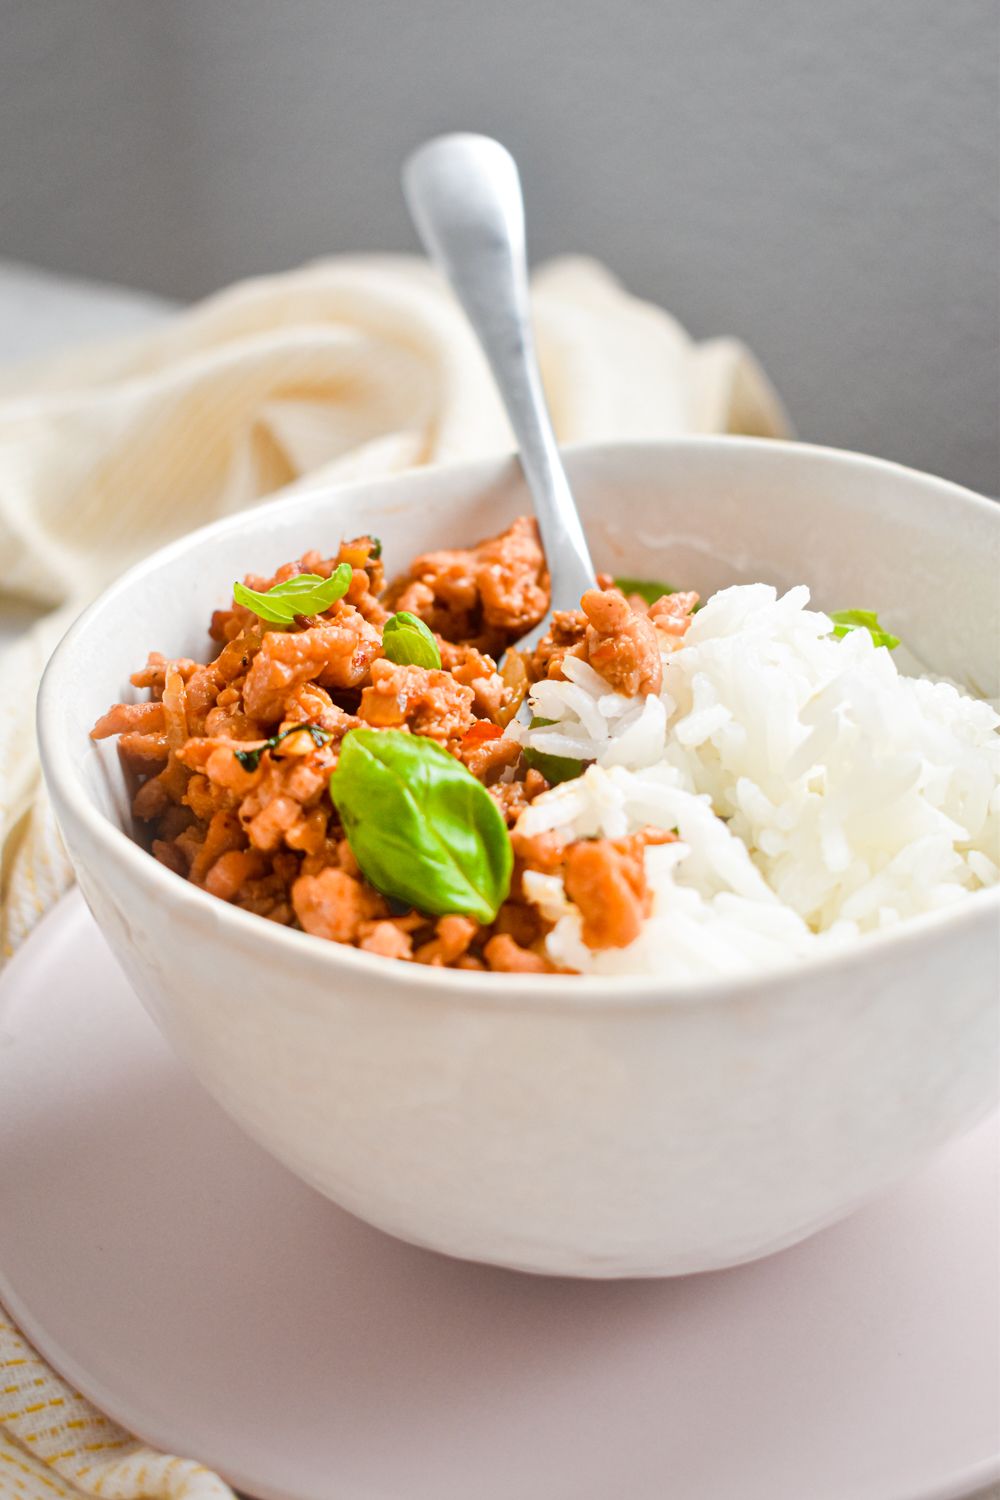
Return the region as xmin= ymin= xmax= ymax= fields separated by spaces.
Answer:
xmin=0 ymin=1316 xmax=232 ymax=1499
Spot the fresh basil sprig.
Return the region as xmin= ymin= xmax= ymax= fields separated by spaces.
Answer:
xmin=329 ymin=729 xmax=512 ymax=923
xmin=829 ymin=609 xmax=900 ymax=650
xmin=522 ymin=717 xmax=585 ymax=786
xmin=233 ymin=563 xmax=353 ymax=625
xmin=234 ymin=722 xmax=331 ymax=773
xmin=381 ymin=611 xmax=442 ymax=670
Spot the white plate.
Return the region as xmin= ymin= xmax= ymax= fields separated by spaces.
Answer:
xmin=1 ymin=890 xmax=998 ymax=1500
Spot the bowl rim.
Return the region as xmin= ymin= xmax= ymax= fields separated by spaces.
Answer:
xmin=37 ymin=434 xmax=1000 ymax=1011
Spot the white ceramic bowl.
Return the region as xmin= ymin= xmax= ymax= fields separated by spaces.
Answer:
xmin=38 ymin=439 xmax=1000 ymax=1278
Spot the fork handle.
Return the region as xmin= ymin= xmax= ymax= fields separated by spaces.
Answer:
xmin=403 ymin=133 xmax=596 ymax=619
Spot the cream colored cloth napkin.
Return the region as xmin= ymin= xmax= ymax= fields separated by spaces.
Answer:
xmin=0 ymin=252 xmax=788 ymax=1499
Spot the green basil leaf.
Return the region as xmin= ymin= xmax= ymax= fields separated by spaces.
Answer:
xmin=522 ymin=746 xmax=586 ymax=785
xmin=829 ymin=609 xmax=900 ymax=650
xmin=613 ymin=576 xmax=676 ymax=607
xmin=234 ymin=722 xmax=331 ymax=772
xmin=523 ymin=716 xmax=584 ymax=785
xmin=329 ymin=729 xmax=512 ymax=923
xmin=234 ymin=745 xmax=266 ymax=772
xmin=381 ymin=611 xmax=442 ymax=670
xmin=233 ymin=563 xmax=353 ymax=625
xmin=369 ymin=536 xmax=382 ymax=560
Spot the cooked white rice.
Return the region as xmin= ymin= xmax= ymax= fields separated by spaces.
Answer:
xmin=514 ymin=584 xmax=1000 ymax=979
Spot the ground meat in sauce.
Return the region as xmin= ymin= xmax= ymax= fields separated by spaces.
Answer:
xmin=384 ymin=514 xmax=549 ymax=653
xmin=579 ymin=589 xmax=664 ymax=697
xmin=92 ymin=519 xmax=693 ymax=972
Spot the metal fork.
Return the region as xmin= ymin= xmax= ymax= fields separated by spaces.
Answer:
xmin=403 ymin=132 xmax=597 ymax=689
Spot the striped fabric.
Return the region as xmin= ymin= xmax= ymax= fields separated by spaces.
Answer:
xmin=0 ymin=1313 xmax=232 ymax=1498
xmin=0 ymin=253 xmax=788 ymax=1498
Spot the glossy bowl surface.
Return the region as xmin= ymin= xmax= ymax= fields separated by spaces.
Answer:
xmin=38 ymin=439 xmax=1000 ymax=1276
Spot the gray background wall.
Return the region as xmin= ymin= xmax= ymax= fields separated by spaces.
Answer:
xmin=1 ymin=0 xmax=997 ymax=494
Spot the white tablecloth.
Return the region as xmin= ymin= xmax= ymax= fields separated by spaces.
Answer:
xmin=0 ymin=259 xmax=173 ymax=650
